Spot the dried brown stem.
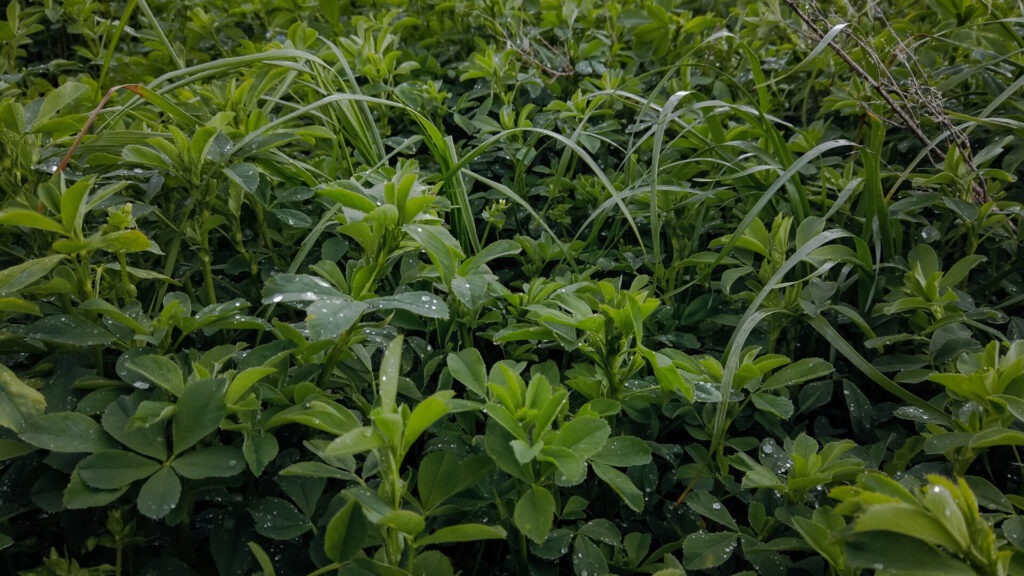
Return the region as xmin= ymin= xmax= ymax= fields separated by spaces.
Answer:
xmin=782 ymin=0 xmax=988 ymax=202
xmin=57 ymin=84 xmax=143 ymax=174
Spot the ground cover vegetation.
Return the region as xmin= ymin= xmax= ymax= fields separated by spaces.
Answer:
xmin=1 ymin=0 xmax=1023 ymax=574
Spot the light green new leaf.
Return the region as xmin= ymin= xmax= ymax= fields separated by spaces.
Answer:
xmin=0 ymin=255 xmax=65 ymax=295
xmin=60 ymin=177 xmax=93 ymax=236
xmin=417 ymin=524 xmax=507 ymax=548
xmin=762 ymin=358 xmax=833 ymax=390
xmin=0 ymin=364 xmax=46 ymax=432
xmin=324 ymin=427 xmax=383 ymax=458
xmin=853 ymin=503 xmax=962 ymax=552
xmin=379 ymin=510 xmax=426 ymax=537
xmin=0 ymin=209 xmax=65 ymax=234
xmin=124 ymin=355 xmax=184 ymax=397
xmin=379 ymin=335 xmax=403 ymax=414
xmin=226 ymin=367 xmax=276 ymax=405
xmin=402 ymin=391 xmax=454 ymax=455
xmin=447 ymin=348 xmax=487 ymax=397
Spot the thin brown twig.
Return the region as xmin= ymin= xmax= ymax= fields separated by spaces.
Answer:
xmin=57 ymin=84 xmax=143 ymax=174
xmin=782 ymin=0 xmax=989 ymax=203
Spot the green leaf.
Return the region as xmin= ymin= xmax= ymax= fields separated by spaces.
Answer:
xmin=262 ymin=274 xmax=345 ymax=304
xmin=447 ymin=348 xmax=487 ymax=397
xmin=852 ymin=503 xmax=961 ymax=551
xmin=13 ymin=314 xmax=114 ymax=346
xmin=552 ymin=416 xmax=610 ymax=458
xmin=280 ymin=461 xmax=350 ymax=480
xmin=762 ymin=358 xmax=833 ymax=390
xmin=0 ymin=209 xmax=65 ymax=233
xmin=682 ymin=532 xmax=737 ymax=570
xmin=250 ymin=497 xmax=312 ymax=540
xmin=379 ymin=510 xmax=426 ymax=537
xmin=572 ymin=536 xmax=610 ymax=576
xmin=412 ymin=550 xmax=454 ymax=576
xmin=844 ymin=532 xmax=975 ymax=575
xmin=591 ymin=436 xmax=652 ymax=467
xmin=93 ymin=230 xmax=153 ymax=253
xmin=123 ymin=355 xmax=184 ymax=397
xmin=0 ymin=254 xmax=65 ymax=295
xmin=0 ymin=363 xmax=46 ymax=432
xmin=514 ymin=485 xmax=555 ymax=544
xmin=577 ymin=520 xmax=621 ymax=547
xmin=539 ymin=445 xmax=587 ymax=484
xmin=21 ymin=412 xmax=114 ymax=453
xmin=404 ymin=223 xmax=463 ymax=284
xmin=171 ymin=446 xmax=246 ymax=479
xmin=380 ymin=335 xmax=403 ymax=414
xmin=750 ymin=393 xmax=795 ymax=419
xmin=223 ymin=163 xmax=260 ymax=193
xmin=63 ymin=470 xmax=129 ymax=510
xmin=226 ymin=367 xmax=275 ymax=405
xmin=137 ymin=466 xmax=181 ymax=519
xmin=247 ymin=542 xmax=277 ymax=576
xmin=243 ymin=430 xmax=279 ymax=477
xmin=324 ymin=426 xmax=383 ymax=458
xmin=78 ymin=449 xmax=161 ymax=489
xmin=172 ymin=378 xmax=227 ymax=454
xmin=32 ymin=81 xmax=89 ymax=128
xmin=306 ymin=298 xmax=368 ymax=341
xmin=60 ymin=177 xmax=92 ymax=236
xmin=593 ymin=462 xmax=645 ymax=512
xmin=366 ymin=292 xmax=449 ymax=319
xmin=324 ymin=498 xmax=367 ymax=563
xmin=417 ymin=452 xmax=491 ymax=511
xmin=402 ymin=392 xmax=453 ymax=454
xmin=0 ymin=297 xmax=40 ymax=316
xmin=0 ymin=439 xmax=36 ymax=462
xmin=686 ymin=491 xmax=739 ymax=531
xmin=264 ymin=400 xmax=361 ymax=436
xmin=416 ymin=523 xmax=507 ymax=548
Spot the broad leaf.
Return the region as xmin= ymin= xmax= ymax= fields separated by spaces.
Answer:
xmin=21 ymin=412 xmax=114 ymax=453
xmin=0 ymin=364 xmax=46 ymax=432
xmin=137 ymin=467 xmax=181 ymax=519
xmin=171 ymin=446 xmax=246 ymax=479
xmin=123 ymin=355 xmax=184 ymax=397
xmin=416 ymin=524 xmax=507 ymax=548
xmin=250 ymin=497 xmax=312 ymax=540
xmin=324 ymin=498 xmax=366 ymax=562
xmin=172 ymin=378 xmax=228 ymax=454
xmin=514 ymin=485 xmax=555 ymax=544
xmin=78 ymin=450 xmax=160 ymax=489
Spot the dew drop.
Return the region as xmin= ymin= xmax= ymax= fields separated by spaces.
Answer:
xmin=132 ymin=381 xmax=152 ymax=390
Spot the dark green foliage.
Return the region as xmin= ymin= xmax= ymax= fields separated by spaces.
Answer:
xmin=1 ymin=0 xmax=1024 ymax=574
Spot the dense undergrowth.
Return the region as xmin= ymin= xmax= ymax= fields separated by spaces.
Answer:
xmin=1 ymin=0 xmax=1024 ymax=574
